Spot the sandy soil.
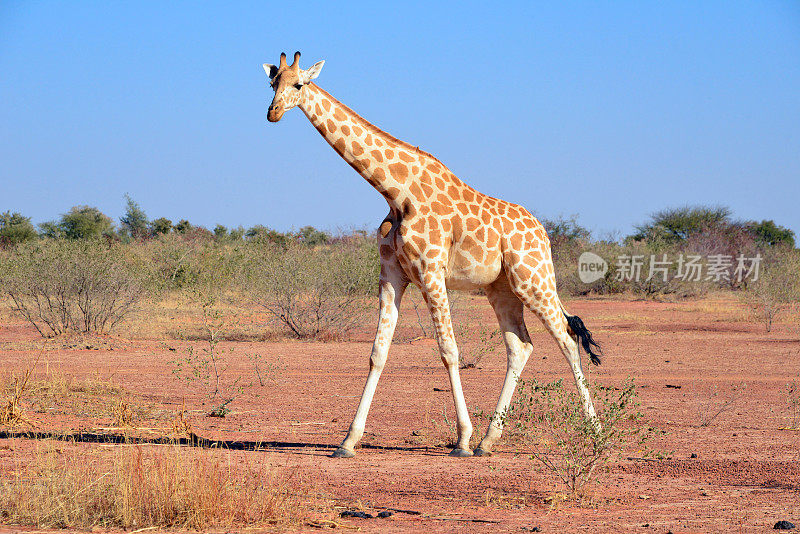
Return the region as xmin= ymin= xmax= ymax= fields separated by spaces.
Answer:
xmin=1 ymin=295 xmax=798 ymax=532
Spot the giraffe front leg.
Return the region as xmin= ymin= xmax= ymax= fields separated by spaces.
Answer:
xmin=332 ymin=267 xmax=407 ymax=458
xmin=420 ymin=271 xmax=473 ymax=457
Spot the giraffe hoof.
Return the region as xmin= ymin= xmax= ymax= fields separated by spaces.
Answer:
xmin=448 ymin=448 xmax=474 ymax=458
xmin=473 ymin=448 xmax=493 ymax=457
xmin=330 ymin=447 xmax=356 ymax=458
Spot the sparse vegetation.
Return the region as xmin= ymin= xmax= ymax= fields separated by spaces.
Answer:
xmin=1 ymin=361 xmax=138 ymax=426
xmin=784 ymin=381 xmax=800 ymax=429
xmin=447 ymin=291 xmax=500 ymax=369
xmin=545 ymin=204 xmax=798 ymax=298
xmin=0 ymin=352 xmax=41 ymax=428
xmin=502 ymin=378 xmax=663 ymax=497
xmin=696 ymin=383 xmax=746 ymax=428
xmin=742 ymin=248 xmax=800 ymax=331
xmin=170 ymin=293 xmax=267 ymax=416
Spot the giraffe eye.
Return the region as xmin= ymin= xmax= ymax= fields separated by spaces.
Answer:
xmin=294 ymin=83 xmax=303 ymax=90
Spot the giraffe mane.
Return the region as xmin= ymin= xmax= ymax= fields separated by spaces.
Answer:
xmin=309 ymin=83 xmax=448 ymax=169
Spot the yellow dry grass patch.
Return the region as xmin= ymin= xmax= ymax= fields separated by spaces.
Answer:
xmin=123 ymin=294 xmax=283 ymax=341
xmin=0 ymin=441 xmax=319 ymax=530
xmin=0 ymin=349 xmax=43 ymax=428
xmin=0 ymin=374 xmax=36 ymax=428
xmin=0 ymin=359 xmax=158 ymax=430
xmin=3 ymin=371 xmax=134 ymax=419
xmin=663 ymin=293 xmax=750 ymax=318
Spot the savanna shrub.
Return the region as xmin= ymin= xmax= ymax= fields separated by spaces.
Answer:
xmin=0 ymin=239 xmax=147 ymax=336
xmin=741 ymin=246 xmax=800 ymax=331
xmin=245 ymin=237 xmax=378 ymax=339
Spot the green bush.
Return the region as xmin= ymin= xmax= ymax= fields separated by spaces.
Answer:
xmin=57 ymin=206 xmax=115 ymax=240
xmin=213 ymin=225 xmax=229 ymax=240
xmin=149 ymin=217 xmax=173 ymax=236
xmin=0 ymin=211 xmax=37 ymax=246
xmin=628 ymin=205 xmax=732 ymax=244
xmin=539 ymin=215 xmax=590 ymax=246
xmin=747 ymin=220 xmax=795 ymax=248
xmin=0 ymin=240 xmax=147 ymax=336
xmin=174 ymin=219 xmax=194 ymax=235
xmin=295 ymin=226 xmax=330 ymax=246
xmin=119 ymin=194 xmax=149 ymax=240
xmin=245 ymin=225 xmax=290 ymax=246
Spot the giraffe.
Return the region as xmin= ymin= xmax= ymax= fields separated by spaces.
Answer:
xmin=262 ymin=52 xmax=602 ymax=458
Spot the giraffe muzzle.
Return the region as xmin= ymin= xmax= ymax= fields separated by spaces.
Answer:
xmin=267 ymin=104 xmax=285 ymax=122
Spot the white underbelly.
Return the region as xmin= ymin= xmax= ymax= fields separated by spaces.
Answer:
xmin=444 ymin=258 xmax=503 ymax=290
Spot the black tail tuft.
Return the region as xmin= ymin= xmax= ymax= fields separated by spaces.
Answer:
xmin=564 ymin=312 xmax=602 ymax=366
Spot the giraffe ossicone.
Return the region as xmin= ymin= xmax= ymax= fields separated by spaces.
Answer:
xmin=262 ymin=52 xmax=603 ymax=458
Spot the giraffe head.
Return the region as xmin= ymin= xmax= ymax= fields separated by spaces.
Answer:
xmin=263 ymin=51 xmax=324 ymax=122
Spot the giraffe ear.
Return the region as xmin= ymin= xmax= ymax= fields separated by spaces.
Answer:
xmin=263 ymin=63 xmax=278 ymax=79
xmin=299 ymin=60 xmax=325 ymax=85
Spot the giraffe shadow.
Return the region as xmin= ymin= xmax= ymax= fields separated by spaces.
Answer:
xmin=0 ymin=429 xmax=435 ymax=455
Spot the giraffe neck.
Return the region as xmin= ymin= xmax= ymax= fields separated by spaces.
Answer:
xmin=299 ymin=83 xmax=441 ymax=214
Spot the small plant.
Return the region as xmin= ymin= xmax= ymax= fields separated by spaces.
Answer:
xmin=785 ymin=380 xmax=800 ymax=429
xmin=170 ymin=293 xmax=272 ymax=418
xmin=446 ymin=290 xmax=500 ymax=369
xmin=112 ymin=399 xmax=135 ymax=428
xmin=503 ymin=377 xmax=662 ymax=497
xmin=172 ymin=401 xmax=193 ymax=436
xmin=0 ymin=367 xmax=36 ymax=428
xmin=459 ymin=327 xmax=499 ymax=369
xmin=406 ymin=290 xmax=431 ymax=340
xmin=171 ymin=296 xmax=244 ymax=411
xmin=696 ymin=383 xmax=745 ymax=428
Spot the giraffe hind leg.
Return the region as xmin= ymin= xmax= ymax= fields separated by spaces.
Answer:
xmin=504 ymin=264 xmax=599 ymax=421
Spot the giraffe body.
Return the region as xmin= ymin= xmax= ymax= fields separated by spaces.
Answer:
xmin=263 ymin=53 xmax=601 ymax=457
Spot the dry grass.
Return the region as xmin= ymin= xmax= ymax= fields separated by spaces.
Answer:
xmin=171 ymin=401 xmax=193 ymax=436
xmin=0 ymin=349 xmax=43 ymax=428
xmin=0 ymin=441 xmax=317 ymax=530
xmin=664 ymin=294 xmax=750 ymax=316
xmin=2 ymin=370 xmax=133 ymax=419
xmin=0 ymin=368 xmax=36 ymax=428
xmin=124 ymin=294 xmax=284 ymax=341
xmin=0 ymin=361 xmax=159 ymax=430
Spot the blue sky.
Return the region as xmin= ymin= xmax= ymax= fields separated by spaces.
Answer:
xmin=1 ymin=1 xmax=798 ymax=239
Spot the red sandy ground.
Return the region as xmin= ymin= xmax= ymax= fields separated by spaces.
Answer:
xmin=1 ymin=295 xmax=798 ymax=532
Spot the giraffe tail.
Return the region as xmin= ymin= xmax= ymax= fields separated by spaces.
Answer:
xmin=560 ymin=303 xmax=602 ymax=366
